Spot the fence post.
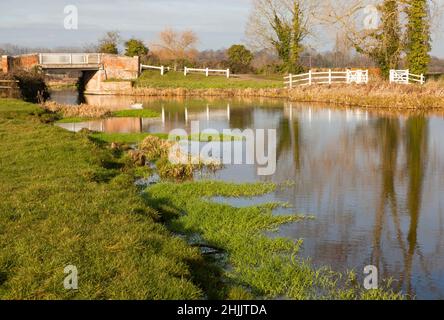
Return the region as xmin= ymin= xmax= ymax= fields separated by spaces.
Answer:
xmin=308 ymin=70 xmax=312 ymax=85
xmin=227 ymin=69 xmax=230 ymax=79
xmin=161 ymin=66 xmax=164 ymax=76
xmin=406 ymin=69 xmax=409 ymax=84
xmin=328 ymin=69 xmax=332 ymax=85
xmin=421 ymin=74 xmax=424 ymax=85
xmin=206 ymin=68 xmax=209 ymax=77
xmin=289 ymin=74 xmax=293 ymax=89
xmin=184 ymin=67 xmax=187 ymax=76
xmin=69 ymin=54 xmax=73 ymax=64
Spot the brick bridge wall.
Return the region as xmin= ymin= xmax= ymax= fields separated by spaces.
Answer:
xmin=1 ymin=53 xmax=140 ymax=94
xmin=84 ymin=54 xmax=139 ymax=94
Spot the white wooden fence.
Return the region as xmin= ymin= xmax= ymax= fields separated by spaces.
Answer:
xmin=389 ymin=70 xmax=425 ymax=85
xmin=140 ymin=64 xmax=170 ymax=75
xmin=184 ymin=67 xmax=230 ymax=78
xmin=284 ymin=69 xmax=369 ymax=88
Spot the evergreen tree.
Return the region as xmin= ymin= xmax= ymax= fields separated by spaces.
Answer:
xmin=270 ymin=1 xmax=305 ymax=73
xmin=356 ymin=0 xmax=402 ymax=78
xmin=125 ymin=38 xmax=149 ymax=58
xmin=405 ymin=0 xmax=431 ymax=75
xmin=290 ymin=1 xmax=304 ymax=73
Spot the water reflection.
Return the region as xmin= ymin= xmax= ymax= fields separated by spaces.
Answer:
xmin=53 ymin=92 xmax=444 ymax=299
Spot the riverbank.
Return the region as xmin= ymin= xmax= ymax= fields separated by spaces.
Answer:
xmin=91 ymin=77 xmax=444 ymax=110
xmin=0 ymin=99 xmax=203 ymax=299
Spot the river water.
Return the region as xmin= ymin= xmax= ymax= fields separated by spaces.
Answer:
xmin=52 ymin=89 xmax=444 ymax=299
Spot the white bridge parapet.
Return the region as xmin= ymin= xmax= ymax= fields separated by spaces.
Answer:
xmin=38 ymin=53 xmax=101 ymax=65
xmin=284 ymin=69 xmax=369 ymax=88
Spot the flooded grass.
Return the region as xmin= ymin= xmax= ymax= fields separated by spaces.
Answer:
xmin=111 ymin=109 xmax=160 ymax=118
xmin=146 ymin=181 xmax=404 ymax=300
xmin=56 ymin=117 xmax=99 ymax=123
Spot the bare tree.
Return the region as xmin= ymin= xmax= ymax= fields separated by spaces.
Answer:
xmin=152 ymin=28 xmax=199 ymax=69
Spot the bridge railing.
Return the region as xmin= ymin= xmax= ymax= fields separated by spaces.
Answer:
xmin=389 ymin=69 xmax=425 ymax=85
xmin=39 ymin=53 xmax=101 ymax=65
xmin=284 ymin=69 xmax=368 ymax=88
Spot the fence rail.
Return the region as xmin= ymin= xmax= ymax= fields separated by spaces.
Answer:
xmin=140 ymin=64 xmax=170 ymax=75
xmin=38 ymin=53 xmax=101 ymax=65
xmin=184 ymin=67 xmax=230 ymax=78
xmin=0 ymin=79 xmax=19 ymax=89
xmin=390 ymin=70 xmax=425 ymax=84
xmin=284 ymin=69 xmax=368 ymax=88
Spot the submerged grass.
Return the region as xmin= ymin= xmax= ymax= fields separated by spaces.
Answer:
xmin=0 ymin=99 xmax=205 ymax=299
xmin=146 ymin=181 xmax=404 ymax=300
xmin=56 ymin=117 xmax=99 ymax=123
xmin=91 ymin=132 xmax=242 ymax=145
xmin=111 ymin=109 xmax=160 ymax=118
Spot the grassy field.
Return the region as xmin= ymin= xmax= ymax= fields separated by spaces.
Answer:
xmin=135 ymin=70 xmax=283 ymax=89
xmin=0 ymin=99 xmax=204 ymax=299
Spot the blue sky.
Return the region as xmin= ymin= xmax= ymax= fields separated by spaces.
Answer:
xmin=0 ymin=0 xmax=443 ymax=57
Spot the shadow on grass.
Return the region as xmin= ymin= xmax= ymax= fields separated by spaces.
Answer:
xmin=142 ymin=192 xmax=257 ymax=300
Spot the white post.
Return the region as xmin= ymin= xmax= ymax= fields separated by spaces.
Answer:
xmin=421 ymin=74 xmax=425 ymax=85
xmin=69 ymin=54 xmax=72 ymax=64
xmin=185 ymin=107 xmax=188 ymax=122
xmin=227 ymin=69 xmax=230 ymax=79
xmin=206 ymin=68 xmax=209 ymax=77
xmin=207 ymin=105 xmax=210 ymax=121
xmin=184 ymin=67 xmax=187 ymax=76
xmin=289 ymin=74 xmax=293 ymax=89
xmin=39 ymin=53 xmax=42 ymax=64
xmin=328 ymin=69 xmax=332 ymax=85
xmin=161 ymin=66 xmax=164 ymax=76
xmin=308 ymin=70 xmax=312 ymax=85
xmin=161 ymin=107 xmax=165 ymax=125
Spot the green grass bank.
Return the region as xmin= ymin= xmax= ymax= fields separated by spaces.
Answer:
xmin=0 ymin=99 xmax=203 ymax=299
